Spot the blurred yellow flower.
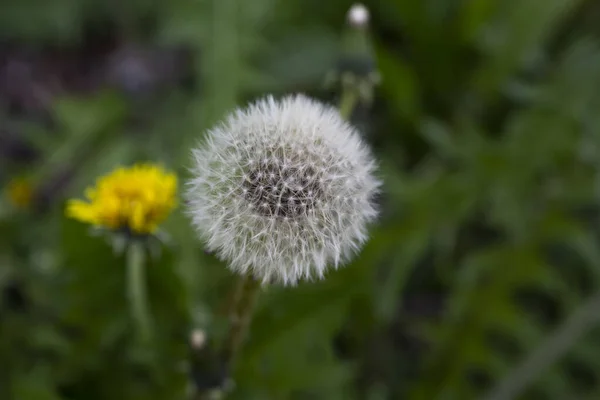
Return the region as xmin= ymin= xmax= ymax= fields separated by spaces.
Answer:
xmin=66 ymin=164 xmax=177 ymax=234
xmin=6 ymin=177 xmax=33 ymax=209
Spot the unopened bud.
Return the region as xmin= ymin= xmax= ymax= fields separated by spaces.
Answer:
xmin=190 ymin=329 xmax=207 ymax=349
xmin=347 ymin=3 xmax=369 ymax=28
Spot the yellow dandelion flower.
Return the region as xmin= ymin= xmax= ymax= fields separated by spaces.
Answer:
xmin=66 ymin=164 xmax=177 ymax=235
xmin=6 ymin=177 xmax=33 ymax=209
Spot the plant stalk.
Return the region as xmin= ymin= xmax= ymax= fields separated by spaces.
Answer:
xmin=338 ymin=86 xmax=359 ymax=121
xmin=223 ymin=274 xmax=262 ymax=366
xmin=127 ymin=241 xmax=152 ymax=343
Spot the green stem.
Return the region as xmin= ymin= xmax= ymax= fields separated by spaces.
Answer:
xmin=338 ymin=86 xmax=359 ymax=120
xmin=193 ymin=276 xmax=262 ymax=400
xmin=223 ymin=275 xmax=262 ymax=365
xmin=127 ymin=241 xmax=152 ymax=343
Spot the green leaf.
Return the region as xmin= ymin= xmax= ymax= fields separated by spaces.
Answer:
xmin=374 ymin=42 xmax=421 ymax=122
xmin=472 ymin=0 xmax=585 ymax=99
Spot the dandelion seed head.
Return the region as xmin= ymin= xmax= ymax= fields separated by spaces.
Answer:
xmin=186 ymin=94 xmax=380 ymax=285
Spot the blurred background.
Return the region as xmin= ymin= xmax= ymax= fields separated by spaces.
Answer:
xmin=2 ymin=0 xmax=600 ymax=399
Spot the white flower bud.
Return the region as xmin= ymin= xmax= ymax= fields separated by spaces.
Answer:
xmin=347 ymin=3 xmax=370 ymax=27
xmin=189 ymin=329 xmax=206 ymax=349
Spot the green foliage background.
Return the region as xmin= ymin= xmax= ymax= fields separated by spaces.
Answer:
xmin=2 ymin=0 xmax=600 ymax=399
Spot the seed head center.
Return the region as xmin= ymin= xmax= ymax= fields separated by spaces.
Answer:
xmin=243 ymin=163 xmax=320 ymax=219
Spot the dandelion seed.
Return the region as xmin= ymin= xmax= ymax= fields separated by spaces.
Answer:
xmin=186 ymin=95 xmax=380 ymax=285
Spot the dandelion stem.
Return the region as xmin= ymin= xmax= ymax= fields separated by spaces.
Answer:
xmin=338 ymin=87 xmax=359 ymax=121
xmin=223 ymin=274 xmax=262 ymax=366
xmin=126 ymin=241 xmax=152 ymax=343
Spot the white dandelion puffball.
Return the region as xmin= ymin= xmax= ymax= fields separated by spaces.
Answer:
xmin=186 ymin=94 xmax=380 ymax=285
